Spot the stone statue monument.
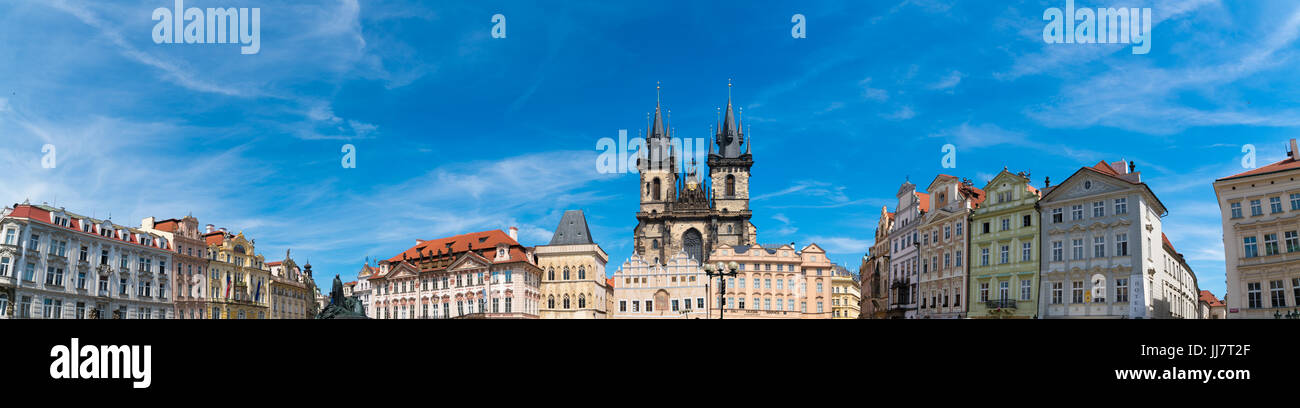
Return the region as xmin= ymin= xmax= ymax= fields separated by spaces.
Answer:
xmin=316 ymin=274 xmax=368 ymax=319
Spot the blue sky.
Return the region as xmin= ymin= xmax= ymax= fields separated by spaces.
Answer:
xmin=2 ymin=0 xmax=1299 ymax=300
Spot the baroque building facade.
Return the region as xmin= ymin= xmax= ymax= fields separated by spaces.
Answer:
xmin=266 ymin=251 xmax=317 ymax=319
xmin=704 ymin=243 xmax=836 ymax=319
xmin=888 ymin=181 xmax=928 ymax=318
xmin=1 ymin=203 xmax=174 ymax=319
xmin=536 ymin=211 xmax=612 ymax=319
xmin=860 ymin=206 xmax=893 ymax=319
xmin=1038 ymin=160 xmax=1185 ymax=319
xmin=371 ymin=229 xmax=542 ymax=319
xmin=916 ymin=175 xmax=983 ymax=319
xmin=611 ymin=250 xmax=709 ymax=318
xmin=968 ymin=170 xmax=1041 ymax=319
xmin=1213 ymin=140 xmax=1300 ymax=318
xmin=632 ymin=87 xmax=756 ymax=266
xmin=203 ymin=226 xmax=270 ymax=319
xmin=140 ymin=215 xmax=208 ymax=319
xmin=831 ymin=265 xmax=860 ymax=319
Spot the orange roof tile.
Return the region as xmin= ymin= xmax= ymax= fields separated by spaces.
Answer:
xmin=917 ymin=192 xmax=931 ymax=212
xmin=1199 ymin=290 xmax=1224 ymax=307
xmin=1219 ymin=157 xmax=1300 ymax=181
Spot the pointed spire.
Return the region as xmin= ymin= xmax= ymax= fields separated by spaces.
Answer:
xmin=746 ymin=124 xmax=752 ymax=154
xmin=650 ymin=82 xmax=665 ymax=139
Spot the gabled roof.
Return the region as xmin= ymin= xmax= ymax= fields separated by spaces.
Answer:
xmin=1042 ymin=161 xmax=1166 ymax=215
xmin=385 ymin=229 xmax=521 ymax=264
xmin=1199 ymin=290 xmax=1224 ymax=307
xmin=1218 ymin=157 xmax=1300 ymax=181
xmin=917 ymin=192 xmax=931 ymax=212
xmin=549 ymin=210 xmax=594 ymax=245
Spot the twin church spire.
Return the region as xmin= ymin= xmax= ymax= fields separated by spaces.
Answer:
xmin=643 ymin=80 xmax=750 ymax=158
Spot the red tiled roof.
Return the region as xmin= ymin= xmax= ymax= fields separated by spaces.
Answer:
xmin=384 ymin=229 xmax=521 ymax=264
xmin=204 ymin=231 xmax=225 ymax=246
xmin=1199 ymin=290 xmax=1224 ymax=307
xmin=1219 ymin=157 xmax=1300 ymax=181
xmin=1161 ymin=233 xmax=1176 ymax=253
xmin=266 ymin=261 xmax=283 ymax=266
xmin=606 ymin=278 xmax=615 ymax=288
xmin=5 ymin=204 xmax=171 ymax=251
xmin=344 ymin=281 xmax=357 ymax=286
xmin=917 ymin=192 xmax=931 ymax=212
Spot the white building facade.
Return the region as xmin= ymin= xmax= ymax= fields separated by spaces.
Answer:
xmin=887 ymin=181 xmax=928 ymax=319
xmin=1214 ymin=140 xmax=1300 ymax=318
xmin=1 ymin=203 xmax=175 ymax=319
xmin=1038 ymin=161 xmax=1185 ymax=319
xmin=611 ymin=250 xmax=709 ymax=319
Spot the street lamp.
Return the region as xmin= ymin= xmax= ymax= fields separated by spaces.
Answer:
xmin=702 ymin=261 xmax=740 ymax=319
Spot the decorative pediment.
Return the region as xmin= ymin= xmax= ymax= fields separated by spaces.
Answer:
xmin=1043 ymin=169 xmax=1133 ymax=204
xmin=448 ymin=251 xmax=491 ymax=271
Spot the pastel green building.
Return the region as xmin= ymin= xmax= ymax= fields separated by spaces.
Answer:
xmin=968 ymin=170 xmax=1041 ymax=319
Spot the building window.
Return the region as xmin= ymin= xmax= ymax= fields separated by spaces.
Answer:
xmin=1051 ymin=282 xmax=1063 ymax=304
xmin=1247 ymin=282 xmax=1262 ymax=308
xmin=1243 ymin=236 xmax=1259 ymax=258
xmin=1093 ymin=201 xmax=1105 ymax=218
xmin=1093 ymin=236 xmax=1106 ymax=258
xmin=1072 ymin=239 xmax=1084 ymax=260
xmin=1230 ymin=202 xmax=1242 ymax=219
xmin=1051 ymin=241 xmax=1063 ymax=262
xmin=1052 ymin=208 xmax=1063 ymax=224
xmin=645 ymin=300 xmax=653 ymax=312
xmin=1271 ymin=280 xmax=1287 ymax=308
xmin=999 ymin=245 xmax=1009 ymax=265
xmin=1020 ymin=279 xmax=1032 ymax=301
xmin=1115 ymin=279 xmax=1128 ymax=302
xmin=1116 ymin=234 xmax=1129 ymax=256
xmin=980 ymin=248 xmax=989 ymax=266
xmin=979 ymin=282 xmax=989 ymax=302
xmin=1001 ymin=218 xmax=1010 ymax=231
xmin=1293 ymin=278 xmax=1300 ymax=308
xmin=1271 ymin=197 xmax=1284 ymax=214
xmin=1071 ymin=205 xmax=1084 ymax=220
xmin=1265 ymin=233 xmax=1280 ymax=256
xmin=1071 ymin=281 xmax=1084 ymax=303
xmin=1250 ymin=199 xmax=1263 ymax=216
xmin=1023 ymin=214 xmax=1032 ymax=228
xmin=1021 ymin=242 xmax=1032 ymax=262
xmin=1287 ymin=231 xmax=1300 ymax=253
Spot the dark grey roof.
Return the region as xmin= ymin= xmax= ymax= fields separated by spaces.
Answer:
xmin=548 ymin=210 xmax=594 ymax=245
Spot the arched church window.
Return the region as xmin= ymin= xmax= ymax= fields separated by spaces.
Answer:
xmin=652 ymin=239 xmax=659 ymax=249
xmin=726 ymin=174 xmax=736 ymax=197
xmin=548 ymin=268 xmax=554 ymax=281
xmin=683 ymin=228 xmax=703 ymax=264
xmin=563 ymin=267 xmax=570 ymax=280
xmin=653 ymin=178 xmax=662 ymax=201
xmin=727 ymin=224 xmax=733 ymax=233
xmin=547 ymin=295 xmax=555 ymax=309
xmin=563 ymin=295 xmax=571 ymax=309
xmin=579 ymin=294 xmax=586 ymax=308
xmin=578 ymin=266 xmax=586 ymax=280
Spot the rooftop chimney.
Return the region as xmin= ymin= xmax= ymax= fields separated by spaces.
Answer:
xmin=508 ymin=226 xmax=518 ymax=241
xmin=205 ymin=224 xmax=215 ymax=233
xmin=1291 ymin=139 xmax=1299 ymax=161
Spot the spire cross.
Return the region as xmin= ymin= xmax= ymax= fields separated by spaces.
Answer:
xmin=656 ymin=81 xmax=661 ymax=105
xmin=727 ymin=78 xmax=733 ymax=102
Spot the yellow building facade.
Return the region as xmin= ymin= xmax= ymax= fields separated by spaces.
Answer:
xmin=832 ymin=268 xmax=861 ymax=319
xmin=203 ymin=227 xmax=269 ymax=319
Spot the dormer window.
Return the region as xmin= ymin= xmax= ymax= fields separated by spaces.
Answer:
xmin=53 ymin=215 xmax=70 ymax=227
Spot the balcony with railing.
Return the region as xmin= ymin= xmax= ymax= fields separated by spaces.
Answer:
xmin=984 ymin=299 xmax=1017 ymax=309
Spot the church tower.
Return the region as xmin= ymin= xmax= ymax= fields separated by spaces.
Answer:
xmin=707 ymin=81 xmax=755 ymax=247
xmin=632 ymin=81 xmax=757 ymax=266
xmin=638 ymin=83 xmax=676 ymax=216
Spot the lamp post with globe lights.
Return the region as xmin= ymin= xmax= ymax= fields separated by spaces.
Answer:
xmin=702 ymin=261 xmax=740 ymax=319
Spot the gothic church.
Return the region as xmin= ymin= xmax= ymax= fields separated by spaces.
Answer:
xmin=633 ymin=85 xmax=757 ymax=265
